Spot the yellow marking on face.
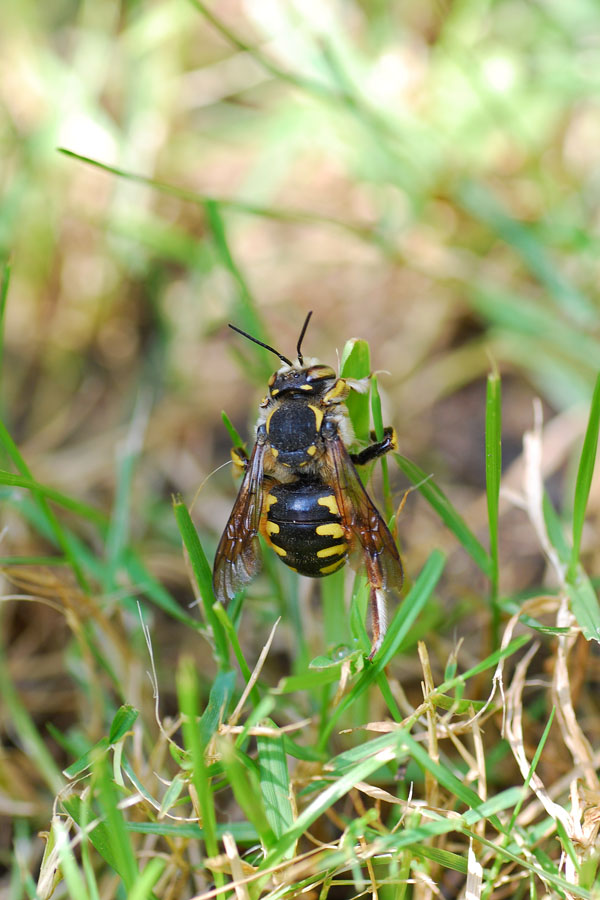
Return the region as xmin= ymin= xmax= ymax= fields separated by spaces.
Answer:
xmin=319 ymin=559 xmax=345 ymax=575
xmin=268 ymin=373 xmax=276 ymax=386
xmin=266 ymin=493 xmax=279 ymax=510
xmin=306 ymin=444 xmax=317 ymax=456
xmin=323 ymin=378 xmax=349 ymax=404
xmin=266 ymin=521 xmax=280 ymax=536
xmin=315 ymin=522 xmax=344 ymax=538
xmin=271 ymin=388 xmax=280 ymax=396
xmin=270 ymin=447 xmax=279 ymax=458
xmin=317 ymin=495 xmax=340 ymax=517
xmin=272 ymin=543 xmax=287 ymax=557
xmin=299 ymin=383 xmax=313 ymax=390
xmin=308 ymin=404 xmax=324 ymax=432
xmin=317 ymin=543 xmax=347 ymax=559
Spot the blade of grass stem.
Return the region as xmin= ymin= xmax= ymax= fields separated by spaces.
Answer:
xmin=94 ymin=755 xmax=139 ymax=889
xmin=58 ymin=149 xmax=389 ymax=250
xmin=394 ymin=453 xmax=493 ymax=577
xmin=177 ymin=658 xmax=224 ymax=888
xmin=568 ymin=372 xmax=600 ymax=582
xmin=172 ymin=496 xmax=229 ymax=667
xmin=0 ymin=259 xmax=10 ymax=410
xmin=260 ymin=728 xmax=411 ymax=872
xmin=318 ymin=550 xmax=445 ymax=748
xmin=0 ymin=645 xmax=64 ymax=795
xmin=0 ymin=422 xmax=90 ymax=589
xmin=371 ymin=375 xmax=393 ymax=520
xmin=204 ymin=200 xmax=272 ymax=380
xmin=459 ymin=181 xmax=595 ymax=323
xmin=221 ymin=410 xmax=246 ymax=449
xmin=257 ymin=720 xmax=295 ymax=855
xmin=218 ymin=738 xmax=276 ymax=849
xmin=340 ymin=338 xmax=371 ymax=441
xmin=486 ymin=369 xmax=502 ymax=646
xmin=126 ymin=859 xmax=166 ymax=900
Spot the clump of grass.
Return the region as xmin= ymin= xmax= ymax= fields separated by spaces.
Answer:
xmin=4 ymin=264 xmax=600 ymax=895
xmin=3 ymin=1 xmax=600 ymax=897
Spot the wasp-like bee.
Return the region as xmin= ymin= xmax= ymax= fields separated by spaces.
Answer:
xmin=212 ymin=312 xmax=403 ymax=658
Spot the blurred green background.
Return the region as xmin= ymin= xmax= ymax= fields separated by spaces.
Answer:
xmin=2 ymin=0 xmax=600 ymax=889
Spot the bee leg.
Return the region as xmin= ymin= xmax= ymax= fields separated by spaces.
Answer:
xmin=351 ymin=426 xmax=397 ymax=467
xmin=231 ymin=446 xmax=250 ymax=473
xmin=367 ymin=586 xmax=388 ymax=660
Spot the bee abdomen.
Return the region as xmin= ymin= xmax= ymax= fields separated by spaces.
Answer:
xmin=266 ymin=480 xmax=348 ymax=577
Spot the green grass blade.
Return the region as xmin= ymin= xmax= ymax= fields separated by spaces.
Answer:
xmin=205 ymin=200 xmax=272 ymax=379
xmin=371 ymin=375 xmax=393 ymax=519
xmin=542 ymin=492 xmax=571 ymax=565
xmin=108 ymin=706 xmax=139 ymax=744
xmin=52 ymin=819 xmax=91 ymax=900
xmin=172 ymin=496 xmax=229 ymax=667
xmin=394 ymin=453 xmax=493 ymax=577
xmin=0 ymin=421 xmax=90 ymax=589
xmin=126 ymin=858 xmax=166 ymax=900
xmin=340 ymin=338 xmax=371 ymax=441
xmin=94 ymin=755 xmax=139 ymax=890
xmin=568 ymin=372 xmax=600 ymax=582
xmin=459 ymin=181 xmax=595 ymax=322
xmin=485 ymin=369 xmax=502 ymax=644
xmin=104 ymin=400 xmax=148 ymax=589
xmin=0 ymin=468 xmax=107 ymax=527
xmin=261 ymin=729 xmax=410 ymax=872
xmin=177 ymin=657 xmax=224 ymax=887
xmin=123 ymin=550 xmax=202 ymax=628
xmin=221 ymin=410 xmax=246 ymax=448
xmin=319 ymin=550 xmax=445 ymax=747
xmin=0 ymin=259 xmax=10 ymax=403
xmin=218 ymin=739 xmax=276 ymax=849
xmin=567 ymin=575 xmax=600 ymax=643
xmin=0 ymin=644 xmax=64 ymax=795
xmin=257 ymin=720 xmax=295 ymax=855
xmin=198 ymin=669 xmax=236 ymax=744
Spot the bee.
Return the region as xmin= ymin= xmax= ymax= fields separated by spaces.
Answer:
xmin=212 ymin=312 xmax=403 ymax=658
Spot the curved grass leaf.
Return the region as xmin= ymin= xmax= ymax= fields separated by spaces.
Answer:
xmin=394 ymin=453 xmax=492 ymax=578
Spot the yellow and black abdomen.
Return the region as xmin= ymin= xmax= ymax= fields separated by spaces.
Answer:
xmin=265 ymin=480 xmax=348 ymax=578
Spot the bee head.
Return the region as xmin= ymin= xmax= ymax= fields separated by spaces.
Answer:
xmin=268 ymin=363 xmax=337 ymax=398
xmin=229 ymin=310 xmax=330 ymax=393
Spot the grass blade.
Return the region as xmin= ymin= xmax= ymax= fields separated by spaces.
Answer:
xmin=568 ymin=372 xmax=600 ymax=582
xmin=177 ymin=657 xmax=224 ymax=888
xmin=257 ymin=720 xmax=295 ymax=855
xmin=172 ymin=496 xmax=229 ymax=667
xmin=394 ymin=453 xmax=493 ymax=577
xmin=485 ymin=368 xmax=502 ymax=644
xmin=567 ymin=575 xmax=600 ymax=643
xmin=318 ymin=550 xmax=445 ymax=747
xmin=340 ymin=338 xmax=371 ymax=441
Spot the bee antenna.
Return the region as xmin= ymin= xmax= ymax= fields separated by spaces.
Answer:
xmin=296 ymin=310 xmax=313 ymax=366
xmin=228 ymin=323 xmax=293 ymax=367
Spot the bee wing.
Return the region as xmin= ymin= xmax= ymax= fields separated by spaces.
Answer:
xmin=212 ymin=438 xmax=267 ymax=604
xmin=323 ymin=428 xmax=403 ymax=594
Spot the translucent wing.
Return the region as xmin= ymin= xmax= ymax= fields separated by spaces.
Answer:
xmin=212 ymin=438 xmax=267 ymax=603
xmin=323 ymin=427 xmax=403 ymax=595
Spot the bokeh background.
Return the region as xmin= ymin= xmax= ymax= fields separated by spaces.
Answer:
xmin=2 ymin=0 xmax=600 ymax=890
